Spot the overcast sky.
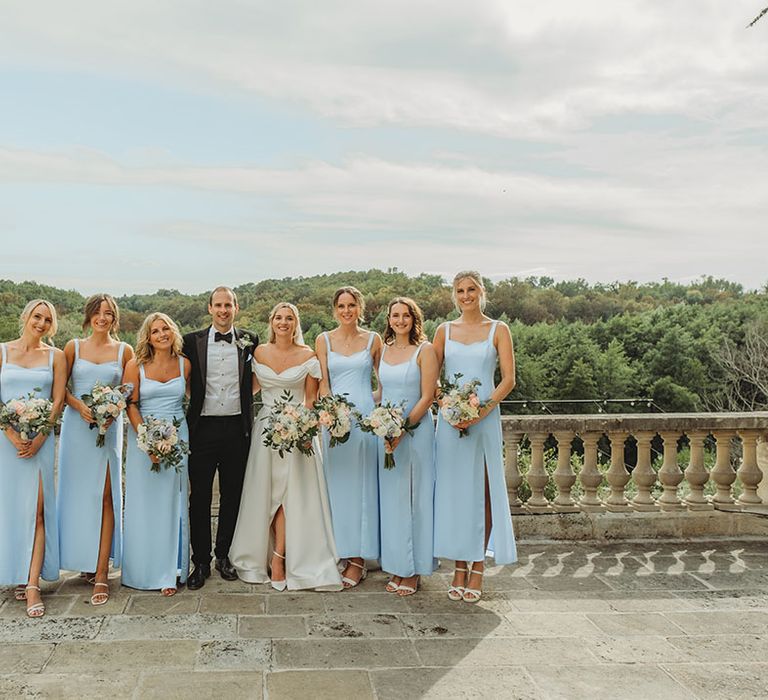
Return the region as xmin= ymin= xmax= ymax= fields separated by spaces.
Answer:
xmin=1 ymin=1 xmax=767 ymax=294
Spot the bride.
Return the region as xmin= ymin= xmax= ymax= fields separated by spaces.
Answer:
xmin=229 ymin=302 xmax=342 ymax=591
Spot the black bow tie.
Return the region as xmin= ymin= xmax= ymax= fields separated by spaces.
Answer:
xmin=214 ymin=331 xmax=233 ymax=344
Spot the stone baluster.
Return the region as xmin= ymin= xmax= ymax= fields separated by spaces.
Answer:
xmin=553 ymin=431 xmax=578 ymax=512
xmin=737 ymin=430 xmax=764 ymax=506
xmin=504 ymin=431 xmax=524 ymax=512
xmin=526 ymin=433 xmax=551 ymax=512
xmin=578 ymin=432 xmax=604 ymax=511
xmin=710 ymin=431 xmax=736 ymax=507
xmin=605 ymin=431 xmax=630 ymax=510
xmin=657 ymin=432 xmax=684 ymax=511
xmin=684 ymin=431 xmax=712 ymax=510
xmin=631 ymin=431 xmax=658 ymax=510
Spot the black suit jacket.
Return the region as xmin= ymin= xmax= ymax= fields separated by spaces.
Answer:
xmin=182 ymin=326 xmax=259 ymax=441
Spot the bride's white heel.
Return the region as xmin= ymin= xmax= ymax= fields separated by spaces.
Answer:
xmin=270 ymin=551 xmax=287 ymax=591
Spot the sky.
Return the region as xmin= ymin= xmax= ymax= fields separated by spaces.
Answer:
xmin=1 ymin=1 xmax=767 ymax=295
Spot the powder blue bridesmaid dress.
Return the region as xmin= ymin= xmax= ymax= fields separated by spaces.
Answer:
xmin=322 ymin=331 xmax=379 ymax=560
xmin=121 ymin=356 xmax=190 ymax=590
xmin=0 ymin=344 xmax=59 ymax=585
xmin=433 ymin=322 xmax=517 ymax=565
xmin=377 ymin=343 xmax=437 ymax=578
xmin=57 ymin=339 xmax=126 ymax=572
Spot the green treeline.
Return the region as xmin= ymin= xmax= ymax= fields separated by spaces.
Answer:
xmin=2 ymin=271 xmax=766 ymax=413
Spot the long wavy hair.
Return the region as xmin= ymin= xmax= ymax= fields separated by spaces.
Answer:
xmin=82 ymin=293 xmax=120 ymax=339
xmin=134 ymin=312 xmax=183 ymax=365
xmin=19 ymin=299 xmax=58 ymax=342
xmin=383 ymin=296 xmax=426 ymax=346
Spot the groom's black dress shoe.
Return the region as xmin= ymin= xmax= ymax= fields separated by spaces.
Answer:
xmin=215 ymin=557 xmax=238 ymax=581
xmin=188 ymin=564 xmax=211 ymax=590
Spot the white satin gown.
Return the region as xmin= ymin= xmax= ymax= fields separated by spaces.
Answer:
xmin=229 ymin=357 xmax=342 ymax=591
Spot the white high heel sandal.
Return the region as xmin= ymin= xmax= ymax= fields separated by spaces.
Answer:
xmin=447 ymin=567 xmax=468 ymax=601
xmin=270 ymin=551 xmax=287 ymax=591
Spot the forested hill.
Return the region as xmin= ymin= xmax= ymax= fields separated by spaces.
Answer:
xmin=2 ymin=272 xmax=766 ymax=413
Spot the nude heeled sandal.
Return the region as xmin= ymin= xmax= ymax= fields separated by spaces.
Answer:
xmin=462 ymin=567 xmax=484 ymax=603
xmin=25 ymin=585 xmax=45 ymax=618
xmin=91 ymin=582 xmax=110 ymax=606
xmin=341 ymin=559 xmax=367 ymax=589
xmin=447 ymin=567 xmax=468 ymax=601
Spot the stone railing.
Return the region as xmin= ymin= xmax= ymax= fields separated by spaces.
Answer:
xmin=501 ymin=413 xmax=768 ymax=514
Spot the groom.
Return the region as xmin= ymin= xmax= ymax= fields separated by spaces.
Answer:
xmin=183 ymin=286 xmax=258 ymax=589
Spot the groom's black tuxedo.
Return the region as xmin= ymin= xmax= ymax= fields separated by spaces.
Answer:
xmin=184 ymin=327 xmax=259 ymax=440
xmin=183 ymin=326 xmax=258 ymax=569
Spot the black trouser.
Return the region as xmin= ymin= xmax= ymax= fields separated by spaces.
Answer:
xmin=188 ymin=415 xmax=248 ymax=567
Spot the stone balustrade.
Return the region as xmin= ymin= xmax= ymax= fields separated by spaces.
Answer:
xmin=501 ymin=413 xmax=768 ymax=514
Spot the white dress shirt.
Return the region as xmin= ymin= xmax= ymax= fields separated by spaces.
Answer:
xmin=201 ymin=326 xmax=241 ymax=416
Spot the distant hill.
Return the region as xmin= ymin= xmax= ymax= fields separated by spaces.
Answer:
xmin=2 ymin=271 xmax=766 ymax=412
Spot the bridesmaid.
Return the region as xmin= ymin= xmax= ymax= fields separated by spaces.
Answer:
xmin=433 ymin=271 xmax=517 ymax=603
xmin=121 ymin=313 xmax=191 ymax=595
xmin=57 ymin=294 xmax=133 ymax=606
xmin=377 ymin=297 xmax=438 ymax=596
xmin=0 ymin=300 xmax=66 ymax=617
xmin=316 ymin=286 xmax=382 ymax=588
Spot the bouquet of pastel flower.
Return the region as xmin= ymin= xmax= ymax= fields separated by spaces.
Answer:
xmin=263 ymin=390 xmax=320 ymax=458
xmin=136 ymin=416 xmax=190 ymax=473
xmin=81 ymin=381 xmax=133 ymax=447
xmin=439 ymin=373 xmax=483 ymax=438
xmin=355 ymin=400 xmax=413 ymax=469
xmin=0 ymin=390 xmax=55 ymax=441
xmin=313 ymin=394 xmax=355 ymax=448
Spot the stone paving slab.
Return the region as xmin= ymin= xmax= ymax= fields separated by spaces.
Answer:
xmin=2 ymin=539 xmax=767 ymax=698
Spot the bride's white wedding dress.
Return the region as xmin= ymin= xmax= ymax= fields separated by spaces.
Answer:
xmin=229 ymin=357 xmax=342 ymax=591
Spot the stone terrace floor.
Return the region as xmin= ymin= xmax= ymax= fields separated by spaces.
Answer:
xmin=1 ymin=540 xmax=767 ymax=699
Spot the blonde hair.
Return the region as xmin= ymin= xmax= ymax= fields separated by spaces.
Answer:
xmin=134 ymin=312 xmax=183 ymax=365
xmin=82 ymin=294 xmax=120 ymax=339
xmin=267 ymin=302 xmax=305 ymax=345
xmin=19 ymin=299 xmax=58 ymax=341
xmin=451 ymin=270 xmax=487 ymax=312
xmin=383 ymin=297 xmax=426 ymax=346
xmin=332 ymin=286 xmax=366 ymax=323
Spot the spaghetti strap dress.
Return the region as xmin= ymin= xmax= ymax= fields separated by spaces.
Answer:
xmin=433 ymin=322 xmax=517 ymax=565
xmin=322 ymin=331 xmax=379 ymax=560
xmin=0 ymin=344 xmax=59 ymax=584
xmin=122 ymin=356 xmax=190 ymax=590
xmin=378 ymin=343 xmax=437 ymax=578
xmin=57 ymin=339 xmax=126 ymax=572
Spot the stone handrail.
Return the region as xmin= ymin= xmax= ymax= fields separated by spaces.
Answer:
xmin=500 ymin=412 xmax=768 ymax=513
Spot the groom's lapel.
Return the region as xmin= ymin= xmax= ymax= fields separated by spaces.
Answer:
xmin=196 ymin=328 xmax=209 ymax=382
xmin=234 ymin=327 xmax=245 ymax=386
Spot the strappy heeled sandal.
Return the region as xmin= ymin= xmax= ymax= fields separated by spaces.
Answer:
xmin=25 ymin=585 xmax=45 ymax=618
xmin=385 ymin=576 xmax=401 ymax=593
xmin=462 ymin=566 xmax=484 ymax=603
xmin=270 ymin=551 xmax=287 ymax=591
xmin=14 ymin=585 xmax=26 ymax=601
xmin=91 ymin=582 xmax=109 ymax=606
xmin=80 ymin=572 xmax=96 ymax=585
xmin=447 ymin=567 xmax=467 ymax=601
xmin=396 ymin=576 xmax=420 ymax=597
xmin=341 ymin=559 xmax=367 ymax=589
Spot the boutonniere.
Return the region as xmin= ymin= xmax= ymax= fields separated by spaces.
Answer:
xmin=235 ymin=336 xmax=252 ymax=351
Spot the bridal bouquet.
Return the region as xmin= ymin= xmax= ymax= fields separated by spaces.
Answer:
xmin=313 ymin=394 xmax=355 ymax=448
xmin=263 ymin=390 xmax=319 ymax=458
xmin=355 ymin=400 xmax=413 ymax=469
xmin=439 ymin=373 xmax=483 ymax=438
xmin=136 ymin=416 xmax=189 ymax=473
xmin=81 ymin=382 xmax=133 ymax=447
xmin=0 ymin=391 xmax=55 ymax=440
